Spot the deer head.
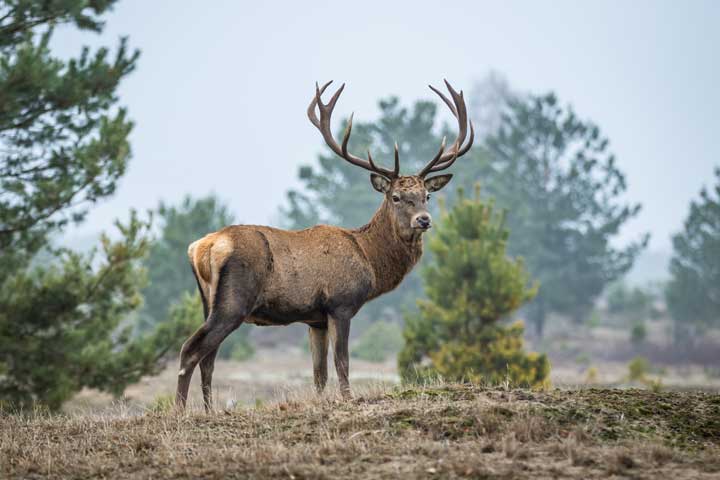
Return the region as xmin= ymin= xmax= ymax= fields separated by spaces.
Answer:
xmin=308 ymin=80 xmax=474 ymax=241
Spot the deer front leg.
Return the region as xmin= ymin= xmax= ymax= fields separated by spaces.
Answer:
xmin=328 ymin=313 xmax=352 ymax=400
xmin=308 ymin=325 xmax=329 ymax=393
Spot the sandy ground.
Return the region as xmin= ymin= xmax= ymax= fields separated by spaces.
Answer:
xmin=66 ymin=347 xmax=399 ymax=413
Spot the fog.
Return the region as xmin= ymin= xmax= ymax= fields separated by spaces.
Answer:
xmin=55 ymin=0 xmax=719 ymax=254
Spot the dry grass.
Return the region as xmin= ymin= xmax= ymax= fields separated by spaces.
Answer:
xmin=2 ymin=384 xmax=719 ymax=479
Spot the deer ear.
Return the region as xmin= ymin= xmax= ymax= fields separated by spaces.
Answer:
xmin=370 ymin=173 xmax=391 ymax=193
xmin=424 ymin=174 xmax=453 ymax=192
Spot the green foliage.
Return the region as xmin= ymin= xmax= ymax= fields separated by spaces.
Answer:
xmin=630 ymin=322 xmax=647 ymax=346
xmin=0 ymin=214 xmax=196 ymax=410
xmin=399 ymin=187 xmax=549 ymax=388
xmin=141 ymin=194 xmax=234 ymax=328
xmin=628 ymin=356 xmax=650 ymax=382
xmin=149 ymin=393 xmax=174 ymax=413
xmin=428 ymin=322 xmax=550 ymax=387
xmin=0 ymin=0 xmax=138 ymax=270
xmin=220 ymin=329 xmax=255 ymax=362
xmin=0 ymin=2 xmax=194 ymax=410
xmin=584 ymin=366 xmax=599 ymax=384
xmin=607 ymin=282 xmax=655 ymax=320
xmin=351 ymin=321 xmax=404 ymax=362
xmin=627 ymin=356 xmax=664 ymax=391
xmin=666 ymin=167 xmax=720 ymax=335
xmin=483 ymin=93 xmax=648 ymax=336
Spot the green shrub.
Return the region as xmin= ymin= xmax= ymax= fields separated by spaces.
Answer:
xmin=399 ymin=187 xmax=550 ymax=388
xmin=218 ymin=326 xmax=254 ymax=361
xmin=427 ymin=321 xmax=550 ymax=387
xmin=628 ymin=356 xmax=650 ymax=382
xmin=585 ymin=366 xmax=599 ymax=384
xmin=149 ymin=394 xmax=174 ymax=413
xmin=630 ymin=322 xmax=647 ymax=345
xmin=351 ymin=321 xmax=404 ymax=362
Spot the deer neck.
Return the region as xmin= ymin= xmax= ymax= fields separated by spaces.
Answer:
xmin=353 ymin=199 xmax=424 ymax=299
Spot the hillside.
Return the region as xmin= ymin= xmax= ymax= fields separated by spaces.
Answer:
xmin=2 ymin=384 xmax=719 ymax=479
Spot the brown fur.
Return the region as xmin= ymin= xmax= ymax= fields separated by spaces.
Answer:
xmin=175 ymin=175 xmax=451 ymax=410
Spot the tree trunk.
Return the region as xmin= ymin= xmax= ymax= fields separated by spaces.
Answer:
xmin=530 ymin=300 xmax=546 ymax=338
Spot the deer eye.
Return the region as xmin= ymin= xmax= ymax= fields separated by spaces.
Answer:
xmin=426 ymin=194 xmax=431 ymax=202
xmin=391 ymin=194 xmax=401 ymax=203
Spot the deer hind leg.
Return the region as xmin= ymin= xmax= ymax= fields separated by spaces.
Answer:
xmin=190 ymin=263 xmax=218 ymax=412
xmin=308 ymin=325 xmax=329 ymax=393
xmin=199 ymin=347 xmax=219 ymax=412
xmin=190 ymin=265 xmax=218 ymax=412
xmin=176 ymin=256 xmax=258 ymax=411
xmin=328 ymin=312 xmax=352 ymax=400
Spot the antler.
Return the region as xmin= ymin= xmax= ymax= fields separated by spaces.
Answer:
xmin=308 ymin=81 xmax=399 ymax=179
xmin=417 ymin=80 xmax=475 ymax=178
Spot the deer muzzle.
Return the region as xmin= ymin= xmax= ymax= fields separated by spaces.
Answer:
xmin=412 ymin=213 xmax=432 ymax=230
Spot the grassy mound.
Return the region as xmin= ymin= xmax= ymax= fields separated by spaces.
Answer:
xmin=1 ymin=385 xmax=718 ymax=479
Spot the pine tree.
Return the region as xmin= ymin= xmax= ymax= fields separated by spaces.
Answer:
xmin=666 ymin=167 xmax=720 ymax=342
xmin=0 ymin=1 xmax=194 ymax=409
xmin=0 ymin=1 xmax=138 ymax=266
xmin=399 ymin=186 xmax=549 ymax=387
xmin=483 ymin=93 xmax=648 ymax=336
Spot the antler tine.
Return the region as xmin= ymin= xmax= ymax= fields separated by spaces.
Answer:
xmin=427 ymin=122 xmax=474 ymax=173
xmin=307 ymin=80 xmax=333 ymax=129
xmin=417 ymin=80 xmax=474 ymax=177
xmin=341 ymin=112 xmax=354 ymax=158
xmin=367 ymin=150 xmax=379 ymax=171
xmin=417 ymin=136 xmax=447 ymax=178
xmin=308 ymin=81 xmax=397 ymax=178
xmin=393 ymin=142 xmax=400 ymax=177
xmin=442 ymin=80 xmax=468 ymax=156
xmin=428 ymin=84 xmax=457 ymax=118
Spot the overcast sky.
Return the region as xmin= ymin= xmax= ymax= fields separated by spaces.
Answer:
xmin=56 ymin=0 xmax=719 ymax=252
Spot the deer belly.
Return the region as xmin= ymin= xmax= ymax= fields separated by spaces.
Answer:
xmin=248 ymin=305 xmax=326 ymax=326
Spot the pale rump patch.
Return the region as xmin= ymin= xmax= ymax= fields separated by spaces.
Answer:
xmin=187 ymin=240 xmax=199 ymax=262
xmin=211 ymin=235 xmax=234 ymax=259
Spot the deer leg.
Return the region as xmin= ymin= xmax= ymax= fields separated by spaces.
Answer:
xmin=176 ymin=322 xmax=210 ymax=410
xmin=199 ymin=347 xmax=219 ymax=412
xmin=308 ymin=326 xmax=329 ymax=393
xmin=177 ymin=254 xmax=259 ymax=411
xmin=328 ymin=313 xmax=352 ymax=400
xmin=176 ymin=316 xmax=243 ymax=410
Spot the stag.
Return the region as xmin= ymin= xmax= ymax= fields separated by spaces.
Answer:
xmin=176 ymin=80 xmax=474 ymax=410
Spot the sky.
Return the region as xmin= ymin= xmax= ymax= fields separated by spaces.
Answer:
xmin=55 ymin=0 xmax=720 ymax=252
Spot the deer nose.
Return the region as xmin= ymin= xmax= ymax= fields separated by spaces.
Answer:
xmin=417 ymin=214 xmax=432 ymax=229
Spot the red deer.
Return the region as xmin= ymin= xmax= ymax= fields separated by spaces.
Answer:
xmin=176 ymin=80 xmax=474 ymax=410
